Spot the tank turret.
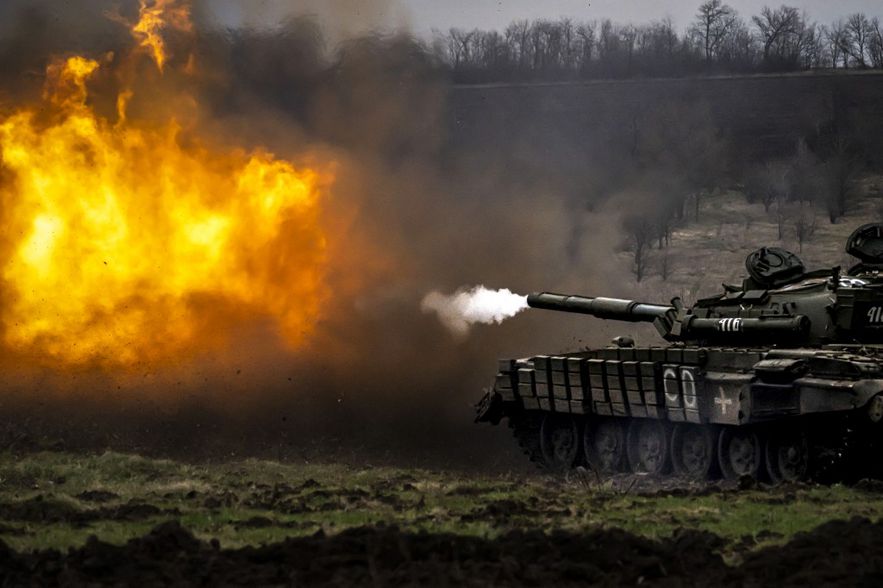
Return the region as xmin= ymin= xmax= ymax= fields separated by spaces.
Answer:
xmin=476 ymin=224 xmax=883 ymax=485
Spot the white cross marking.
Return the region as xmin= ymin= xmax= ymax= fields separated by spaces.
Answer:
xmin=715 ymin=387 xmax=734 ymax=415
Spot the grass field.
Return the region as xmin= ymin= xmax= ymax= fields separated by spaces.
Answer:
xmin=3 ymin=449 xmax=883 ymax=564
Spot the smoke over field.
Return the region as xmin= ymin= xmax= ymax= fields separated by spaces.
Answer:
xmin=0 ymin=0 xmax=627 ymax=467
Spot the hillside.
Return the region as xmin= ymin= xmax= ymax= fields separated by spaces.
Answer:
xmin=629 ymin=176 xmax=883 ymax=305
xmin=450 ymin=72 xmax=883 ymax=168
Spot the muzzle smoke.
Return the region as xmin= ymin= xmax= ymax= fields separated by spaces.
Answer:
xmin=421 ymin=286 xmax=528 ymax=335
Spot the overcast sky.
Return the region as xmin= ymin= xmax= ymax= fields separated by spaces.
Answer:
xmin=209 ymin=0 xmax=883 ymax=39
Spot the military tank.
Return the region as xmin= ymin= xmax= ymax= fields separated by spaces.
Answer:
xmin=476 ymin=223 xmax=883 ymax=483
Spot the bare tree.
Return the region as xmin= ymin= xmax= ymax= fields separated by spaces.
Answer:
xmin=774 ymin=193 xmax=788 ymax=240
xmin=657 ymin=17 xmax=680 ymax=59
xmin=752 ymin=6 xmax=814 ymax=70
xmin=620 ymin=25 xmax=639 ymax=75
xmin=477 ymin=30 xmax=513 ymax=73
xmin=787 ymin=140 xmax=824 ymax=203
xmin=624 ymin=214 xmax=654 ymax=282
xmin=575 ymin=21 xmax=596 ymax=71
xmin=659 ymin=251 xmax=671 ymax=281
xmin=754 ymin=6 xmax=799 ymax=60
xmin=822 ymin=22 xmax=850 ymax=67
xmin=559 ymin=18 xmax=577 ymax=69
xmin=718 ymin=17 xmax=757 ymax=69
xmin=821 ymin=135 xmax=862 ymax=223
xmin=447 ymin=28 xmax=475 ymax=67
xmin=744 ymin=161 xmax=789 ymax=212
xmin=634 ymin=101 xmax=728 ymax=223
xmin=441 ymin=9 xmax=878 ymax=81
xmin=504 ymin=20 xmax=531 ymax=68
xmin=637 ymin=18 xmax=682 ymax=75
xmin=869 ymin=17 xmax=883 ymax=68
xmin=654 ymin=206 xmax=676 ymax=249
xmin=792 ymin=201 xmax=817 ymax=253
xmin=800 ymin=23 xmax=825 ymax=68
xmin=690 ymin=0 xmax=739 ymax=65
xmin=597 ymin=19 xmax=624 ymax=75
xmin=843 ymin=13 xmax=872 ymax=67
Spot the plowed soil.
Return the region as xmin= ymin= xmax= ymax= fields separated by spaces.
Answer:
xmin=2 ymin=517 xmax=883 ymax=587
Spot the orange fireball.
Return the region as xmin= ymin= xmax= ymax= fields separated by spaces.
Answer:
xmin=0 ymin=3 xmax=332 ymax=367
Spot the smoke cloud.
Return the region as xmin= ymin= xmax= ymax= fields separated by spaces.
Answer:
xmin=0 ymin=0 xmax=674 ymax=470
xmin=421 ymin=286 xmax=528 ymax=335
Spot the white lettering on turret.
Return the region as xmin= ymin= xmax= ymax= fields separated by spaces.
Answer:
xmin=717 ymin=318 xmax=743 ymax=332
xmin=868 ymin=307 xmax=883 ymax=325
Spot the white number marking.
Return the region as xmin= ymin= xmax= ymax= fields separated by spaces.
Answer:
xmin=717 ymin=318 xmax=743 ymax=332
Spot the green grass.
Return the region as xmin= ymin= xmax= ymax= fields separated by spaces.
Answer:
xmin=1 ymin=451 xmax=883 ymax=555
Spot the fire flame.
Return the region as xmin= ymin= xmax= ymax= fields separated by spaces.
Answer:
xmin=132 ymin=0 xmax=193 ymax=71
xmin=0 ymin=3 xmax=331 ymax=367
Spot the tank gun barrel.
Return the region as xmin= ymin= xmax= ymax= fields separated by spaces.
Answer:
xmin=526 ymin=292 xmax=671 ymax=322
xmin=526 ymin=291 xmax=811 ymax=342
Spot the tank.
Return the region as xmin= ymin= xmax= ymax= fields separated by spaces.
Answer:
xmin=476 ymin=223 xmax=883 ymax=483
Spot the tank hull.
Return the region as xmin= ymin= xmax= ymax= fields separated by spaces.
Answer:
xmin=478 ymin=345 xmax=883 ymax=482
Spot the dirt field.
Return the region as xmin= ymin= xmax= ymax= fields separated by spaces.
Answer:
xmin=2 ymin=451 xmax=883 ymax=585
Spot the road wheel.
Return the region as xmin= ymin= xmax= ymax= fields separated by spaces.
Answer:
xmin=539 ymin=414 xmax=581 ymax=471
xmin=626 ymin=419 xmax=671 ymax=475
xmin=671 ymin=424 xmax=717 ymax=480
xmin=765 ymin=426 xmax=809 ymax=484
xmin=585 ymin=418 xmax=627 ymax=474
xmin=509 ymin=414 xmax=544 ymax=468
xmin=718 ymin=427 xmax=762 ymax=480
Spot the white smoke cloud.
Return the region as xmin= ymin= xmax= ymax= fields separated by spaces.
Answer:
xmin=421 ymin=285 xmax=528 ymax=335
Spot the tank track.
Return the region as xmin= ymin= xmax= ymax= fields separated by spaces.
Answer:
xmin=810 ymin=415 xmax=855 ymax=483
xmin=510 ymin=412 xmax=883 ymax=483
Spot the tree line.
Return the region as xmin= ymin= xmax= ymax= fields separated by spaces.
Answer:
xmin=434 ymin=2 xmax=883 ymax=83
xmin=603 ymin=99 xmax=866 ymax=282
xmin=621 ymin=127 xmax=863 ymax=282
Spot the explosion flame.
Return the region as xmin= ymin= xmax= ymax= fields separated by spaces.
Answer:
xmin=0 ymin=1 xmax=332 ymax=366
